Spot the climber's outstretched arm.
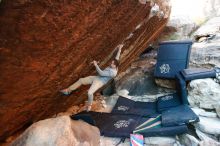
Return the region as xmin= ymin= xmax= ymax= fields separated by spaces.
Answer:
xmin=93 ymin=61 xmax=116 ymax=77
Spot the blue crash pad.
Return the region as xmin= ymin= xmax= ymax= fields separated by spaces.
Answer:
xmin=176 ymin=72 xmax=188 ymax=104
xmin=180 ymin=68 xmax=216 ymax=81
xmin=157 ymin=93 xmax=182 ymax=112
xmin=154 ymin=40 xmax=192 ymax=79
xmin=162 ymin=105 xmax=199 ymax=127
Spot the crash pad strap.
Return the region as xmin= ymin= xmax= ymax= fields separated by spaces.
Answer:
xmin=180 ymin=68 xmax=216 ymax=81
xmin=175 ymin=73 xmax=188 ymax=104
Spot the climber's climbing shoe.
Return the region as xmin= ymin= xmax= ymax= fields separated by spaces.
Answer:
xmin=60 ymin=88 xmax=71 ymax=95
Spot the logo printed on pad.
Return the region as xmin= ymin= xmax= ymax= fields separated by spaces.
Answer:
xmin=161 ymin=95 xmax=173 ymax=101
xmin=160 ymin=64 xmax=170 ymax=74
xmin=117 ymin=106 xmax=129 ymax=111
xmin=114 ymin=120 xmax=130 ymax=128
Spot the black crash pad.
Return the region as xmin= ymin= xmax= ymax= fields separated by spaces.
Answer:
xmin=71 ymin=111 xmax=148 ymax=138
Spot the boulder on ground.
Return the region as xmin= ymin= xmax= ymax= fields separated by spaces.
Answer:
xmin=196 ymin=129 xmax=220 ymax=146
xmin=11 ymin=116 xmax=100 ymax=146
xmin=188 ymin=78 xmax=220 ymax=109
xmin=178 ymin=134 xmax=200 ymax=146
xmin=0 ymin=0 xmax=171 ymax=140
xmin=144 ymin=137 xmax=178 ymax=146
xmin=195 ymin=116 xmax=220 ymax=135
xmin=190 ymin=17 xmax=220 ymax=68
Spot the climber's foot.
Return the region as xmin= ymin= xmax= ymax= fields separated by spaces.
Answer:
xmin=60 ymin=88 xmax=71 ymax=95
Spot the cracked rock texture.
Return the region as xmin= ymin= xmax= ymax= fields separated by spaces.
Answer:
xmin=0 ymin=0 xmax=170 ymax=140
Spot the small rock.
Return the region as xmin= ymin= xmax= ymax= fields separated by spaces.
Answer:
xmin=195 ymin=116 xmax=220 ymax=135
xmin=100 ymin=137 xmax=130 ymax=146
xmin=196 ymin=129 xmax=220 ymax=146
xmin=192 ymin=107 xmax=217 ymax=118
xmin=144 ymin=137 xmax=177 ymax=146
xmin=155 ymin=78 xmax=176 ymax=89
xmin=101 ymin=100 xmax=106 ymax=104
xmin=199 ymin=140 xmax=220 ymax=146
xmin=102 ymin=104 xmax=107 ymax=108
xmin=188 ymin=78 xmax=220 ymax=109
xmin=178 ymin=134 xmax=200 ymax=146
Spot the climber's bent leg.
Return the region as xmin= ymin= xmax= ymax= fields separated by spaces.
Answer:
xmin=60 ymin=76 xmax=97 ymax=95
xmin=68 ymin=76 xmax=97 ymax=91
xmin=87 ymin=78 xmax=105 ymax=110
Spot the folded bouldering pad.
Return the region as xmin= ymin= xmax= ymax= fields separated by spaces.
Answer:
xmin=154 ymin=40 xmax=192 ymax=79
xmin=111 ymin=96 xmax=159 ymax=117
xmin=180 ymin=68 xmax=216 ymax=81
xmin=71 ymin=111 xmax=148 ymax=138
xmin=161 ymin=105 xmax=199 ymax=127
xmin=157 ymin=93 xmax=181 ymax=112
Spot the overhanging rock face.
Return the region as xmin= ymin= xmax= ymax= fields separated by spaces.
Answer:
xmin=0 ymin=0 xmax=170 ymax=140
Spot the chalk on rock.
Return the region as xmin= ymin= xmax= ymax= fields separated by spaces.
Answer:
xmin=150 ymin=3 xmax=160 ymax=18
xmin=135 ymin=23 xmax=143 ymax=30
xmin=117 ymin=89 xmax=131 ymax=98
xmin=158 ymin=11 xmax=164 ymax=19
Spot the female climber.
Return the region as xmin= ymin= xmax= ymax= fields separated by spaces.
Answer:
xmin=60 ymin=45 xmax=123 ymax=111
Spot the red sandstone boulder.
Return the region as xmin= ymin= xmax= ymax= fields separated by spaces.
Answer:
xmin=0 ymin=0 xmax=170 ymax=140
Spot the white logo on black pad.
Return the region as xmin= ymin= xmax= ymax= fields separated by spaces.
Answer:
xmin=114 ymin=120 xmax=130 ymax=129
xmin=117 ymin=106 xmax=129 ymax=111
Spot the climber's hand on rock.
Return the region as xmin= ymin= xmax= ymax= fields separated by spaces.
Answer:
xmin=117 ymin=44 xmax=123 ymax=51
xmin=90 ymin=60 xmax=99 ymax=66
xmin=93 ymin=60 xmax=98 ymax=66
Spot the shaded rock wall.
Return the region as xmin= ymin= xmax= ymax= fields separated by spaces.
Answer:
xmin=0 ymin=0 xmax=170 ymax=140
